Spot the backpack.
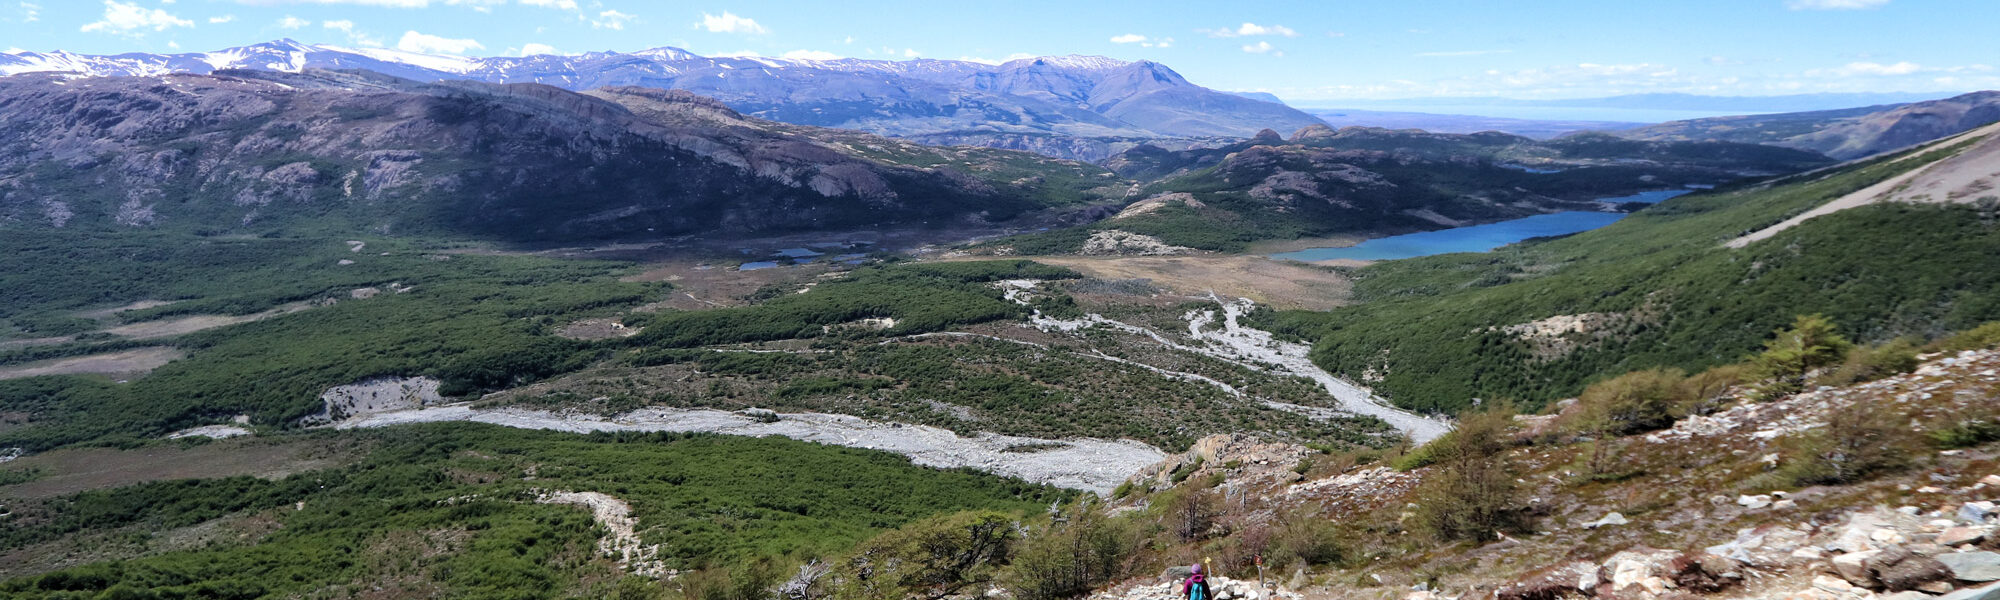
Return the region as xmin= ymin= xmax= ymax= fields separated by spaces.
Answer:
xmin=1189 ymin=579 xmax=1209 ymax=600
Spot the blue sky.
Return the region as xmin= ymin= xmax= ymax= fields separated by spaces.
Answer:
xmin=4 ymin=0 xmax=1993 ymax=101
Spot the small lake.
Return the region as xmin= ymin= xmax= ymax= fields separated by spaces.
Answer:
xmin=1270 ymin=190 xmax=1689 ymax=262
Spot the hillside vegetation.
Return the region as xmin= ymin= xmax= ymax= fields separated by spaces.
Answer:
xmin=0 ymin=425 xmax=1066 ymax=598
xmin=993 ymin=126 xmax=1833 ymax=253
xmin=1256 ymin=129 xmax=2000 ymax=414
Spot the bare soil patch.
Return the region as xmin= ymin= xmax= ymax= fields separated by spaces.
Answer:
xmin=102 ymin=302 xmax=313 ymax=340
xmin=73 ymin=300 xmax=178 ymax=321
xmin=0 ymin=436 xmax=364 ymax=500
xmin=0 ymin=347 xmax=185 ymax=381
xmin=1017 ymin=255 xmax=1355 ymax=311
xmin=622 ymin=260 xmax=833 ymax=311
xmin=556 ymin=318 xmax=640 ymax=340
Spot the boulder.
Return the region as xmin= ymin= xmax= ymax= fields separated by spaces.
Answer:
xmin=1668 ymin=553 xmax=1745 ymax=593
xmin=1600 ymin=547 xmax=1682 ymax=592
xmin=1875 ymin=548 xmax=1954 ymax=591
xmin=1962 ymin=502 xmax=1997 ymax=523
xmin=1740 ymin=494 xmax=1774 ymax=509
xmin=1497 ymin=561 xmax=1598 ymax=600
xmin=1834 ymin=550 xmax=1883 ymax=586
xmin=1942 ymin=552 xmax=2000 ymax=582
xmin=1583 ymin=513 xmax=1629 ymax=529
xmin=1941 ymin=580 xmax=2000 ymax=600
xmin=1941 ymin=527 xmax=1992 ymax=547
xmin=1836 ymin=546 xmax=1955 ymax=591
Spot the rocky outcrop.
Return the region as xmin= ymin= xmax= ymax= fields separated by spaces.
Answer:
xmin=1081 ymin=230 xmax=1197 ymax=256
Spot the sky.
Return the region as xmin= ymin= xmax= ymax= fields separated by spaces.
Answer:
xmin=3 ymin=0 xmax=1994 ymax=102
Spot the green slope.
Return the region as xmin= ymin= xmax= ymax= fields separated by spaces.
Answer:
xmin=0 ymin=425 xmax=1065 ymax=599
xmin=1256 ymin=133 xmax=2000 ymax=414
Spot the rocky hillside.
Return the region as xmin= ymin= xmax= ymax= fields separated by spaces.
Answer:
xmin=0 ymin=69 xmax=1121 ymax=241
xmin=989 ymin=125 xmax=1832 ymax=253
xmin=1621 ymin=91 xmax=2000 ymax=160
xmin=1094 ymin=344 xmax=2000 ymax=600
xmin=1 ymin=41 xmax=1324 ymax=161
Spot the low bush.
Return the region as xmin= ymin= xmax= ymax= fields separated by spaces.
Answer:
xmin=1774 ymin=399 xmax=1919 ymax=486
xmin=1934 ymin=321 xmax=2000 ymax=353
xmin=1816 ymin=338 xmax=1923 ymax=387
xmin=1410 ymin=407 xmax=1527 ymax=542
xmin=1004 ymin=499 xmax=1129 ymax=600
xmin=1749 ymin=314 xmax=1855 ymax=400
xmin=831 ymin=511 xmax=1017 ymax=600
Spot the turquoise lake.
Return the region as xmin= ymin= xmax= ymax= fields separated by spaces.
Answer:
xmin=1270 ymin=190 xmax=1690 ymax=262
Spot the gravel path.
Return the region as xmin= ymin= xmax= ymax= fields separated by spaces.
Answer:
xmin=1186 ymin=295 xmax=1452 ymax=443
xmin=336 ymin=405 xmax=1163 ymax=494
xmin=1005 ymin=280 xmax=1451 ymax=443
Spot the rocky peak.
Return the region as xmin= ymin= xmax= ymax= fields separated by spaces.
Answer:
xmin=1249 ymin=128 xmax=1285 ymax=145
xmin=1289 ymin=123 xmax=1337 ymax=141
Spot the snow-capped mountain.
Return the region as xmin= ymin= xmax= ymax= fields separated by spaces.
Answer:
xmin=1 ymin=40 xmax=1321 ymax=160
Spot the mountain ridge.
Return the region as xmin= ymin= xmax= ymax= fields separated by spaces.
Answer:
xmin=0 ymin=40 xmax=1323 ymax=161
xmin=0 ymin=68 xmax=1121 ymax=241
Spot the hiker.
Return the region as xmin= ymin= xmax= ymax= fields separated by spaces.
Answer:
xmin=1184 ymin=563 xmax=1211 ymax=600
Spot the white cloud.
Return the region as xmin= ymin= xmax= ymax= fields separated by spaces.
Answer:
xmin=19 ymin=1 xmax=38 ymax=23
xmin=1812 ymin=61 xmax=1923 ymax=76
xmin=322 ymin=19 xmax=381 ymax=45
xmin=167 ymin=40 xmax=179 ymax=48
xmin=1242 ymin=41 xmax=1278 ymax=55
xmin=397 ymin=30 xmax=482 ymax=54
xmin=277 ymin=15 xmax=309 ymax=29
xmin=1785 ymin=0 xmax=1890 ymax=9
xmin=81 ymin=0 xmax=193 ymax=35
xmin=520 ymin=42 xmax=557 ymax=56
xmin=1414 ymin=49 xmax=1513 ymax=57
xmin=1111 ymin=34 xmax=1171 ymax=48
xmin=841 ymin=36 xmax=854 ymax=44
xmin=225 ymin=0 xmax=567 ymax=7
xmin=1206 ymin=22 xmax=1297 ymax=38
xmin=592 ymin=9 xmax=633 ymax=30
xmin=698 ymin=11 xmax=765 ymax=35
xmin=208 ymin=14 xmax=234 ymax=23
xmin=902 ymin=48 xmax=920 ymax=58
xmin=780 ymin=49 xmax=840 ymax=60
xmin=240 ymin=0 xmax=433 ymax=6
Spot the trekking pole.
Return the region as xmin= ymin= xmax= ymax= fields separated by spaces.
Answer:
xmin=1256 ymin=554 xmax=1265 ymax=590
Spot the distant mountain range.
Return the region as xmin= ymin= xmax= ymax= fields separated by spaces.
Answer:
xmin=0 ymin=40 xmax=1323 ymax=162
xmin=1620 ymin=91 xmax=2000 ymax=159
xmin=1307 ymin=109 xmax=1642 ymax=139
xmin=1310 ymin=92 xmax=1958 ymax=114
xmin=0 ymin=69 xmax=1122 ymax=241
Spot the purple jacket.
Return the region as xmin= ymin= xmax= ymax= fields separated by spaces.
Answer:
xmin=1183 ymin=573 xmax=1208 ymax=598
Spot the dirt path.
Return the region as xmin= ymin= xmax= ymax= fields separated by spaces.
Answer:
xmin=1728 ymin=121 xmax=2000 ymax=248
xmin=0 ymin=347 xmax=184 ymax=381
xmin=334 ymin=405 xmax=1163 ymax=494
xmin=536 ymin=490 xmax=671 ymax=578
